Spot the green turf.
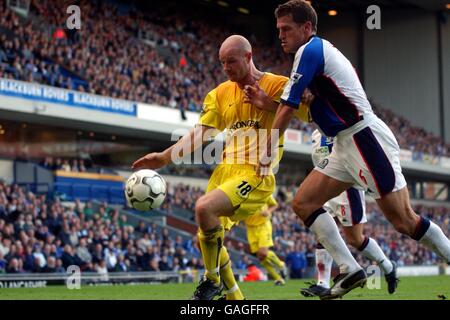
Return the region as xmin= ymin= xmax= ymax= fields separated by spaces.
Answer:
xmin=0 ymin=276 xmax=449 ymax=300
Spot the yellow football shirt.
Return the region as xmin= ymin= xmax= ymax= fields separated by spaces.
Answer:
xmin=198 ymin=73 xmax=288 ymax=167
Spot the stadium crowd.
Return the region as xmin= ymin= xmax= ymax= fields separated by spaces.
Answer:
xmin=1 ymin=0 xmax=448 ymax=159
xmin=40 ymin=156 xmax=88 ymax=172
xmin=0 ymin=177 xmax=449 ymax=277
xmin=0 ymin=181 xmax=204 ymax=277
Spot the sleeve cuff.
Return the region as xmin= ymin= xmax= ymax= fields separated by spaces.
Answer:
xmin=280 ymin=99 xmax=300 ymax=109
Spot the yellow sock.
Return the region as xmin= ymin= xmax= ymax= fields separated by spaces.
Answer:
xmin=266 ymin=250 xmax=285 ymax=269
xmin=219 ymin=247 xmax=245 ymax=300
xmin=261 ymin=256 xmax=283 ymax=281
xmin=198 ymin=226 xmax=224 ymax=284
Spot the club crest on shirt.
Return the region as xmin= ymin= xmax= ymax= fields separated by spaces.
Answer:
xmin=291 ymin=72 xmax=303 ymax=83
xmin=200 ymin=104 xmax=207 ymax=117
xmin=317 ymin=158 xmax=329 ymax=169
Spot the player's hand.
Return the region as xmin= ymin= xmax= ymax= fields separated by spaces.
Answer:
xmin=131 ymin=152 xmax=169 ymax=170
xmin=243 ymin=83 xmax=270 ymax=109
xmin=261 ymin=210 xmax=270 ymax=218
xmin=301 ymin=88 xmax=315 ymax=106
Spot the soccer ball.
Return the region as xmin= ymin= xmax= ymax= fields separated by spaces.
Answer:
xmin=125 ymin=169 xmax=167 ymax=211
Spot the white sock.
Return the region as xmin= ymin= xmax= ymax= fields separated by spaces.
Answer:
xmin=316 ymin=248 xmax=333 ymax=288
xmin=360 ymin=238 xmax=393 ymax=274
xmin=309 ymin=212 xmax=361 ymax=274
xmin=419 ymin=221 xmax=450 ymax=262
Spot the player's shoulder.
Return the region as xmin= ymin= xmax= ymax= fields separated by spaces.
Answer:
xmin=213 ymin=80 xmax=235 ymax=98
xmin=295 ymin=35 xmax=326 ymax=59
xmin=216 ymin=80 xmax=235 ymax=91
xmin=260 ymin=72 xmax=289 ymax=90
xmin=263 ymin=72 xmax=288 ymax=82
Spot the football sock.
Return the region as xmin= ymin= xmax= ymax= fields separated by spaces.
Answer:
xmin=198 ymin=225 xmax=224 ymax=284
xmin=261 ymin=256 xmax=283 ymax=282
xmin=413 ymin=217 xmax=450 ymax=262
xmin=306 ymin=208 xmax=361 ymax=274
xmin=219 ymin=246 xmax=245 ymax=300
xmin=266 ymin=250 xmax=285 ymax=270
xmin=358 ymin=237 xmax=393 ymax=274
xmin=315 ymin=245 xmax=333 ymax=288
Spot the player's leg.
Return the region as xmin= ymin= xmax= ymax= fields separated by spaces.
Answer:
xmin=347 ymin=120 xmax=450 ymax=263
xmin=247 ymin=224 xmax=281 ymax=285
xmin=300 ymin=242 xmax=333 ymax=298
xmin=338 ymin=187 xmax=395 ymax=276
xmin=293 ymin=170 xmax=364 ymax=269
xmin=342 ymin=224 xmax=398 ymax=294
xmin=251 ymin=221 xmax=286 ymax=284
xmin=315 ymin=243 xmax=333 ymax=288
xmin=219 ymin=246 xmax=245 ymax=300
xmin=192 ymin=188 xmax=235 ymax=300
xmin=264 ymin=249 xmax=287 ymax=282
xmin=376 ymin=187 xmax=450 ymax=263
xmin=257 ymin=247 xmax=284 ymax=285
xmin=292 ymin=170 xmax=366 ymax=299
xmin=343 ymin=224 xmax=393 ymax=274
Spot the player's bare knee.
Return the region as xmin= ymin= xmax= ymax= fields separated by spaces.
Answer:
xmin=292 ymin=198 xmax=313 ymax=218
xmin=292 ymin=200 xmax=320 ymax=221
xmin=195 ymin=198 xmax=210 ymax=221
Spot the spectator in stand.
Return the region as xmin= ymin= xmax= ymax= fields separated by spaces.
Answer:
xmin=61 ymin=244 xmax=79 ymax=268
xmin=78 ymin=159 xmax=87 ymax=172
xmin=285 ymin=243 xmax=307 ymax=279
xmin=6 ymin=258 xmax=23 ymax=273
xmin=40 ymin=156 xmax=54 ymax=170
xmin=42 ymin=256 xmax=57 ymax=273
xmin=0 ymin=251 xmax=7 ymax=273
xmin=55 ymin=258 xmax=65 ymax=273
xmin=53 ymin=158 xmax=63 ymax=171
xmin=76 ymin=237 xmax=92 ymax=268
xmin=114 ymin=254 xmax=128 ymax=272
xmin=61 ymin=159 xmax=71 ymax=172
xmin=149 ymin=257 xmax=160 ymax=272
xmin=96 ymin=259 xmax=109 ymax=281
xmin=71 ymin=159 xmax=79 ymax=172
xmin=158 ymin=255 xmax=171 ymax=271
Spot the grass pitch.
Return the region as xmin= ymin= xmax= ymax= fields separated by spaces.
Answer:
xmin=0 ymin=276 xmax=448 ymax=300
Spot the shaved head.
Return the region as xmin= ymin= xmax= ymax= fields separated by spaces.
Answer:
xmin=219 ymin=35 xmax=259 ymax=85
xmin=220 ymin=35 xmax=252 ymax=55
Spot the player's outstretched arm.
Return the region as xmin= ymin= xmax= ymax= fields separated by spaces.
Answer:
xmin=131 ymin=125 xmax=215 ymax=170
